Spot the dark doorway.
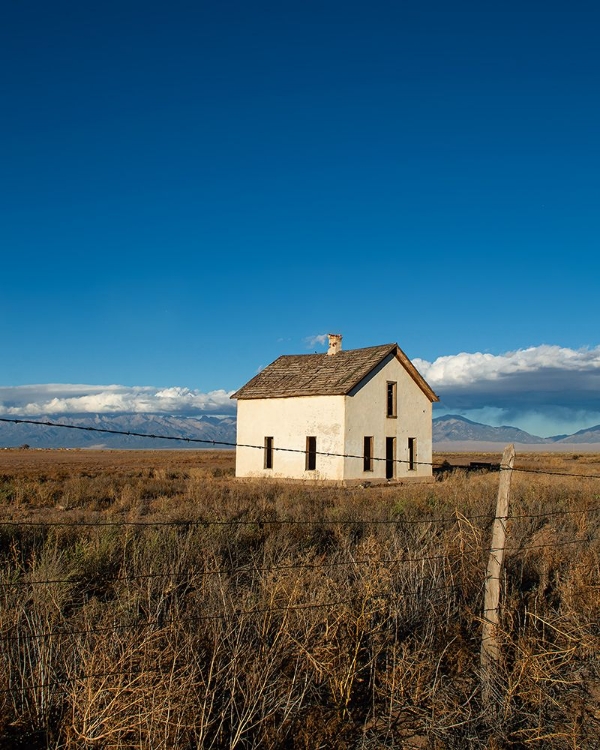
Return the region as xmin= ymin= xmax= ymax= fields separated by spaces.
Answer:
xmin=385 ymin=437 xmax=395 ymax=479
xmin=408 ymin=438 xmax=416 ymax=471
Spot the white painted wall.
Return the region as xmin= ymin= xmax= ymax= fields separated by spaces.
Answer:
xmin=234 ymin=354 xmax=433 ymax=481
xmin=344 ymin=354 xmax=433 ymax=479
xmin=235 ymin=395 xmax=346 ymax=479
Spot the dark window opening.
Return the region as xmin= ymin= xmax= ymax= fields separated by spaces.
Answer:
xmin=264 ymin=436 xmax=274 ymax=469
xmin=408 ymin=438 xmax=416 ymax=471
xmin=386 ymin=381 xmax=397 ymax=418
xmin=363 ymin=436 xmax=374 ymax=472
xmin=306 ymin=436 xmax=317 ymax=471
xmin=386 ymin=437 xmax=395 ymax=479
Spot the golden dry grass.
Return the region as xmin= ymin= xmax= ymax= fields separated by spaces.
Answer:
xmin=0 ymin=450 xmax=598 ymax=748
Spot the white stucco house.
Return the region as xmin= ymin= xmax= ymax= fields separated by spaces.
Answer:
xmin=231 ymin=335 xmax=439 ymax=483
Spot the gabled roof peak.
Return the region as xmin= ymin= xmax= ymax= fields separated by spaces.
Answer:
xmin=231 ymin=342 xmax=438 ymax=402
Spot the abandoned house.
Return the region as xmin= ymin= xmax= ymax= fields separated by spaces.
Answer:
xmin=231 ymin=335 xmax=439 ymax=482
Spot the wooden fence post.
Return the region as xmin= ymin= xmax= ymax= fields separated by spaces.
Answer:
xmin=481 ymin=443 xmax=515 ymax=704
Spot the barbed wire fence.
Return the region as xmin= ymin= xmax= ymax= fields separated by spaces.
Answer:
xmin=2 ymin=415 xmax=600 ymax=478
xmin=0 ymin=417 xmax=599 ymax=744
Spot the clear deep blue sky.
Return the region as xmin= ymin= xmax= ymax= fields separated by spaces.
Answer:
xmin=2 ymin=1 xmax=599 ymax=397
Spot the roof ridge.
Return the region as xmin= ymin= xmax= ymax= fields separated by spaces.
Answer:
xmin=274 ymin=343 xmax=397 ymax=358
xmin=231 ymin=342 xmax=438 ymax=402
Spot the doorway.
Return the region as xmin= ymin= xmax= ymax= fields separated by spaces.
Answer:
xmin=385 ymin=437 xmax=395 ymax=479
xmin=408 ymin=437 xmax=416 ymax=471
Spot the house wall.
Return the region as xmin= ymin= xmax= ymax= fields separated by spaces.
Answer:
xmin=343 ymin=354 xmax=433 ymax=480
xmin=235 ymin=395 xmax=346 ymax=480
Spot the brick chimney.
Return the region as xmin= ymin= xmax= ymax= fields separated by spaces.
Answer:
xmin=327 ymin=333 xmax=342 ymax=356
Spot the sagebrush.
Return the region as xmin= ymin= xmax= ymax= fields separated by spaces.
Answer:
xmin=0 ymin=450 xmax=598 ymax=748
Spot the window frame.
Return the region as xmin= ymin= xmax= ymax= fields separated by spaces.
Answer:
xmin=386 ymin=381 xmax=397 ymax=418
xmin=264 ymin=436 xmax=274 ymax=470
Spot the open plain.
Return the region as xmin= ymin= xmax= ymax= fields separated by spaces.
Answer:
xmin=0 ymin=449 xmax=599 ymax=748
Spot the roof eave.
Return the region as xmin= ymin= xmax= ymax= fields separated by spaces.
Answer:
xmin=393 ymin=346 xmax=439 ymax=402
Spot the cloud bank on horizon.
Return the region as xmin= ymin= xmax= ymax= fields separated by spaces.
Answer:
xmin=1 ymin=345 xmax=599 ymax=437
xmin=0 ymin=385 xmax=235 ymax=417
xmin=413 ymin=345 xmax=600 ymax=437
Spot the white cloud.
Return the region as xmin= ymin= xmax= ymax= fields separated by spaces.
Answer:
xmin=0 ymin=384 xmax=236 ymax=417
xmin=416 ymin=345 xmax=600 ymax=436
xmin=3 ymin=344 xmax=600 ymax=436
xmin=304 ymin=334 xmax=328 ymax=349
xmin=414 ymin=345 xmax=600 ymax=388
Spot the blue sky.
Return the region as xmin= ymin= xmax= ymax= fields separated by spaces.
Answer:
xmin=1 ymin=2 xmax=599 ymax=437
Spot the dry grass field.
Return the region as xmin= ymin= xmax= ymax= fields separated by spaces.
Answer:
xmin=0 ymin=449 xmax=599 ymax=748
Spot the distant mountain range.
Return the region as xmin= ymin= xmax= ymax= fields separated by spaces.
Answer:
xmin=0 ymin=414 xmax=237 ymax=449
xmin=1 ymin=413 xmax=599 ymax=450
xmin=432 ymin=415 xmax=600 ymax=445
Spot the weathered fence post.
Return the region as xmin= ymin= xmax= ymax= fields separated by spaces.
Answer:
xmin=481 ymin=443 xmax=515 ymax=705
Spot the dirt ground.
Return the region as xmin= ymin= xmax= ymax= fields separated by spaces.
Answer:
xmin=1 ymin=447 xmax=599 ymax=478
xmin=0 ymin=448 xmax=236 ymax=478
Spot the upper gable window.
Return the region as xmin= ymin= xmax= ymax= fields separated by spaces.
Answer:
xmin=386 ymin=381 xmax=397 ymax=418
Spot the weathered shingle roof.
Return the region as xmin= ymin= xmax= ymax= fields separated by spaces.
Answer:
xmin=231 ymin=343 xmax=439 ymax=401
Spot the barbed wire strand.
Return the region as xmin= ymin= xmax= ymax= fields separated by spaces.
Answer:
xmin=0 ymin=514 xmax=494 ymax=528
xmin=2 ymin=501 xmax=600 ymax=531
xmin=0 ymin=583 xmax=465 ymax=645
xmin=0 ymin=417 xmax=436 ymax=468
xmin=0 ymin=550 xmax=472 ymax=589
xmin=0 ymin=530 xmax=593 ymax=595
xmin=2 ymin=416 xmax=600 ymax=479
